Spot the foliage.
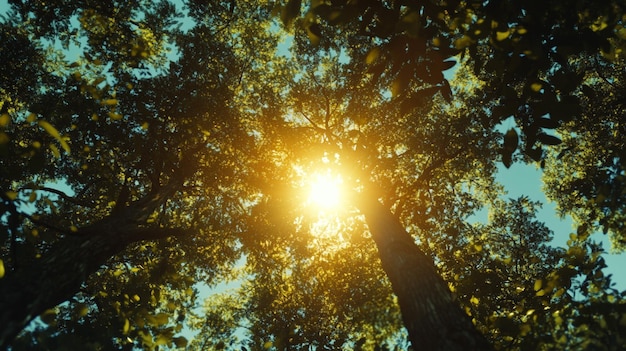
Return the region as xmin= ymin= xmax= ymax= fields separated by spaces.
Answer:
xmin=1 ymin=1 xmax=626 ymax=350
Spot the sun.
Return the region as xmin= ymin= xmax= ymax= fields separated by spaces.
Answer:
xmin=308 ymin=172 xmax=343 ymax=209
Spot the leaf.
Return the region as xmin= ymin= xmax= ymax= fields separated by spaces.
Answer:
xmin=173 ymin=337 xmax=188 ymax=348
xmin=0 ymin=258 xmax=4 ymax=278
xmin=527 ymin=147 xmax=543 ymax=162
xmin=534 ymin=279 xmax=543 ymax=291
xmin=503 ymin=128 xmax=518 ymax=152
xmin=101 ymin=99 xmax=118 ymax=106
xmin=441 ymin=60 xmax=456 ymax=71
xmin=152 ymin=312 xmax=169 ymax=326
xmin=108 ymin=112 xmax=123 ymax=121
xmin=536 ymin=117 xmax=559 ymax=129
xmin=537 ymin=133 xmax=561 ymax=145
xmin=441 ymin=80 xmax=453 ymax=102
xmin=307 ymin=23 xmax=322 ymax=45
xmin=495 ymin=30 xmax=511 ymax=41
xmin=75 ymin=303 xmax=89 ymax=318
xmin=365 ymin=47 xmax=380 ymax=65
xmin=38 ymin=120 xmax=71 ymax=154
xmin=281 ymin=0 xmax=301 ymax=27
xmin=530 ymin=82 xmax=543 ymax=92
xmin=502 ymin=152 xmax=512 ymax=168
xmin=40 ymin=309 xmax=57 ymax=324
xmin=0 ymin=113 xmax=9 ymax=127
xmin=5 ymin=191 xmax=18 ymax=200
xmin=123 ymin=318 xmax=130 ymax=335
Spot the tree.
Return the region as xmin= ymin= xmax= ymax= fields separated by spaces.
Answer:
xmin=1 ymin=2 xmax=271 ymax=348
xmin=2 ymin=1 xmax=626 ymax=350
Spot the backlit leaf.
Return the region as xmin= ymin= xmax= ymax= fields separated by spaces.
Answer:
xmin=5 ymin=191 xmax=18 ymax=200
xmin=38 ymin=120 xmax=70 ymax=154
xmin=496 ymin=30 xmax=510 ymax=41
xmin=123 ymin=318 xmax=130 ymax=335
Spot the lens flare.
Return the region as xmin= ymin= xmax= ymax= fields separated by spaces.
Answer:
xmin=308 ymin=172 xmax=343 ymax=209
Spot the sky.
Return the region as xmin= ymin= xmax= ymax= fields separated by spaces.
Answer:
xmin=496 ymin=162 xmax=626 ymax=290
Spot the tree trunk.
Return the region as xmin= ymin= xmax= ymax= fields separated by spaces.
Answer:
xmin=0 ymin=181 xmax=186 ymax=350
xmin=356 ymin=194 xmax=493 ymax=351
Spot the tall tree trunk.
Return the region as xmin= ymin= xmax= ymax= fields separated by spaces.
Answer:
xmin=356 ymin=194 xmax=493 ymax=351
xmin=0 ymin=181 xmax=186 ymax=350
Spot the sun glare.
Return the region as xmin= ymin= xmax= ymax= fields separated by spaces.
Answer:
xmin=308 ymin=172 xmax=343 ymax=209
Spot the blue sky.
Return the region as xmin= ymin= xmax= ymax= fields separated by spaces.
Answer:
xmin=496 ymin=162 xmax=626 ymax=290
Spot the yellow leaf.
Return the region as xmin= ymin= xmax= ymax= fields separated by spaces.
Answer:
xmin=470 ymin=296 xmax=479 ymax=305
xmin=40 ymin=309 xmax=57 ymax=324
xmin=0 ymin=258 xmax=4 ymax=278
xmin=534 ymin=279 xmax=543 ymax=291
xmin=496 ymin=30 xmax=510 ymax=41
xmin=554 ymin=314 xmax=563 ymax=326
xmin=530 ymin=82 xmax=543 ymax=92
xmin=153 ymin=313 xmax=169 ymax=326
xmin=108 ymin=112 xmax=123 ymax=121
xmin=50 ymin=143 xmax=61 ymax=158
xmin=5 ymin=191 xmax=18 ymax=200
xmin=39 ymin=120 xmax=70 ymax=154
xmin=101 ymin=99 xmax=118 ymax=106
xmin=76 ymin=303 xmax=89 ymax=318
xmin=141 ymin=122 xmax=149 ymax=130
xmin=554 ymin=288 xmax=565 ymax=298
xmin=26 ymin=113 xmax=37 ymax=123
xmin=365 ymin=47 xmax=380 ymax=65
xmin=38 ymin=120 xmax=62 ymax=139
xmin=123 ymin=318 xmax=130 ymax=335
xmin=132 ymin=294 xmax=140 ymax=302
xmin=453 ymin=35 xmax=473 ymax=49
xmin=0 ymin=113 xmax=10 ymax=127
xmin=0 ymin=132 xmax=8 ymax=144
xmin=155 ymin=333 xmax=170 ymax=346
xmin=263 ymin=341 xmax=273 ymax=349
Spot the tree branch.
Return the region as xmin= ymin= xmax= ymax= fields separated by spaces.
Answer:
xmin=19 ymin=186 xmax=95 ymax=208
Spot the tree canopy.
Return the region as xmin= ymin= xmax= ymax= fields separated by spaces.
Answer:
xmin=1 ymin=0 xmax=626 ymax=350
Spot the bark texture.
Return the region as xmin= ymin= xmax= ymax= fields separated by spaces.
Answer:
xmin=0 ymin=180 xmax=186 ymax=350
xmin=357 ymin=194 xmax=493 ymax=351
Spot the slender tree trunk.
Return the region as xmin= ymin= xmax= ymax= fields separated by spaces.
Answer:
xmin=356 ymin=194 xmax=493 ymax=351
xmin=0 ymin=181 xmax=186 ymax=350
